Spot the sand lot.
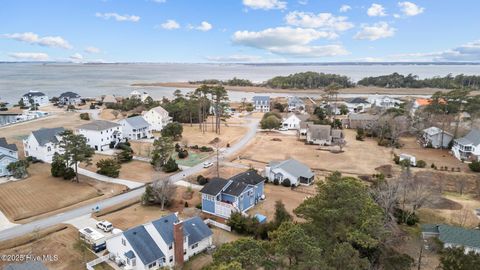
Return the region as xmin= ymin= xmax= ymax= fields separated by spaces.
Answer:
xmin=236 ymin=129 xmax=393 ymax=176
xmin=0 ymin=111 xmax=89 ymax=158
xmin=98 ymin=108 xmax=125 ymax=121
xmin=0 ymin=225 xmax=101 ymax=270
xmin=181 ymin=124 xmax=247 ymax=149
xmin=0 ymin=163 xmax=127 ymax=223
xmin=420 ymin=194 xmax=480 ymax=227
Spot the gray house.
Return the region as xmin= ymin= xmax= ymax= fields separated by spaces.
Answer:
xmin=306 ymin=124 xmax=332 ymax=145
xmin=421 ymin=127 xmax=453 ymax=149
xmin=59 ymin=91 xmax=82 ymax=105
xmin=287 ymin=96 xmax=305 ymax=112
xmin=452 ymin=128 xmax=480 ymax=161
xmin=265 ymin=159 xmax=315 ymax=186
xmin=0 ymin=137 xmax=18 ymax=177
xmin=422 ymin=224 xmax=480 ymax=254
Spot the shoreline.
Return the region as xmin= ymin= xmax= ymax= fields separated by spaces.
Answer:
xmin=131 ymin=82 xmax=453 ymax=95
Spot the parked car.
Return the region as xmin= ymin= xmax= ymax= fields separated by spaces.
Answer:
xmin=96 ymin=220 xmax=113 ymax=232
xmin=279 ymin=127 xmax=288 ymax=131
xmin=203 ymin=162 xmax=214 ymax=168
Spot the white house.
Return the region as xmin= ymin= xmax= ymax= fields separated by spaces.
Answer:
xmin=344 ymin=97 xmax=371 ymax=113
xmin=142 ymin=106 xmax=172 ymax=131
xmin=281 ymin=113 xmax=309 ymax=130
xmin=22 ymin=90 xmax=49 ymax=107
xmin=59 ymin=91 xmax=82 ymax=105
xmin=265 ymin=159 xmax=315 ymax=186
xmin=452 ymin=128 xmax=480 ymax=161
xmin=106 ymin=213 xmax=213 ymax=269
xmin=23 ymin=127 xmax=65 ymax=163
xmin=422 ymin=224 xmax=480 ymax=254
xmin=287 ymin=96 xmax=305 ymax=112
xmin=421 ymin=127 xmax=453 ymax=149
xmin=367 ymin=95 xmax=402 ymax=109
xmin=120 ymin=116 xmax=152 ymax=140
xmin=130 ymin=90 xmax=150 ymax=102
xmin=0 ymin=137 xmax=18 ymax=177
xmin=252 ymin=96 xmax=270 ymax=112
xmin=77 ymin=120 xmax=123 ymax=151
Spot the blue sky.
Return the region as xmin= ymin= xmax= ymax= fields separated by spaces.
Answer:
xmin=1 ymin=0 xmax=479 ymax=63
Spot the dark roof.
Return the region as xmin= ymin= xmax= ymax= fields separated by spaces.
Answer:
xmin=229 ymin=170 xmax=264 ymax=186
xmin=3 ymin=262 xmax=48 ymax=270
xmin=348 ymin=113 xmax=380 ymax=121
xmin=22 ymin=91 xmax=45 ymax=97
xmin=0 ymin=154 xmax=17 ymax=161
xmin=347 ymin=97 xmax=368 ymax=104
xmin=123 ymin=116 xmax=150 ymax=129
xmin=151 ymin=213 xmax=179 ymax=246
xmin=223 ymin=181 xmax=249 ymax=197
xmin=31 ymin=127 xmax=65 ymax=146
xmin=78 ymin=120 xmax=120 ymax=131
xmin=123 ymin=225 xmax=165 ymax=264
xmin=307 ymin=124 xmax=331 ymax=140
xmin=199 ymin=178 xmax=229 ymax=196
xmin=124 ymin=250 xmax=136 ymax=259
xmin=183 ymin=216 xmax=213 ymax=246
xmin=0 ymin=137 xmax=18 ymax=151
xmin=59 ymin=91 xmax=80 ymax=98
xmin=422 ymin=224 xmax=480 ymax=249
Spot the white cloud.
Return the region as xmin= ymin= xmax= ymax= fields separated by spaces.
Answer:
xmin=84 ymin=46 xmax=101 ymax=54
xmin=339 ymin=4 xmax=351 ymax=13
xmin=8 ymin=52 xmax=49 ymax=61
xmin=194 ymin=21 xmax=213 ymax=31
xmin=298 ymin=0 xmax=308 ymax=5
xmin=69 ymin=53 xmax=84 ymax=62
xmin=398 ymin=40 xmax=480 ymax=62
xmin=2 ymin=32 xmax=72 ymax=49
xmin=152 ymin=0 xmax=166 ymax=3
xmin=206 ymin=54 xmax=262 ymax=62
xmin=160 ymin=20 xmax=180 ymax=30
xmin=95 ymin=12 xmax=140 ymax=22
xmin=285 ymin=11 xmax=354 ymax=32
xmin=354 ymin=22 xmax=395 ymax=41
xmin=367 ymin=3 xmax=387 ymax=17
xmin=232 ymin=27 xmax=347 ymax=57
xmin=242 ymin=0 xmax=286 ymax=10
xmin=398 ymin=2 xmax=424 ymax=17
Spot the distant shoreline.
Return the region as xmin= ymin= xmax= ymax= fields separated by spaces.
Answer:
xmin=131 ymin=82 xmax=452 ymax=95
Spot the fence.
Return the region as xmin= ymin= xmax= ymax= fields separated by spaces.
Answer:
xmin=86 ymin=255 xmax=109 ymax=270
xmin=204 ymin=219 xmax=231 ymax=232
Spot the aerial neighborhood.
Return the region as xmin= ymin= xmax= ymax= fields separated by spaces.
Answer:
xmin=1 ymin=71 xmax=480 ymax=270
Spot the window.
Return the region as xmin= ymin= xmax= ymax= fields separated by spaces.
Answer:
xmin=169 ymin=256 xmax=173 ymax=262
xmin=169 ymin=244 xmax=172 ymax=250
xmin=122 ymin=238 xmax=126 ymax=246
xmin=191 ymin=243 xmax=198 ymax=249
xmin=148 ymin=261 xmax=157 ymax=268
xmin=47 ymin=146 xmax=51 ymax=152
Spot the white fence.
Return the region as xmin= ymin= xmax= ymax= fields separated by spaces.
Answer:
xmin=86 ymin=255 xmax=109 ymax=270
xmin=204 ymin=219 xmax=231 ymax=232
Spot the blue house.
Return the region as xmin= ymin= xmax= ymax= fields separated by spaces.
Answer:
xmin=200 ymin=170 xmax=265 ymax=218
xmin=252 ymin=96 xmax=270 ymax=112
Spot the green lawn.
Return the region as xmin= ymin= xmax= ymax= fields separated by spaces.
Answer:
xmin=173 ymin=151 xmax=210 ymax=167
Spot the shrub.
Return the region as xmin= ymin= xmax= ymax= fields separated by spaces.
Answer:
xmin=197 ymin=175 xmax=209 ymax=185
xmin=116 ymin=148 xmax=133 ymax=163
xmin=67 ymin=105 xmax=75 ymax=111
xmin=175 ymin=143 xmax=181 ymax=152
xmin=393 ymin=154 xmax=400 ymax=165
xmin=79 ymin=113 xmax=90 ymax=121
xmin=63 ymin=167 xmax=76 ymax=180
xmin=273 ymin=178 xmax=279 ymax=185
xmin=199 ymin=146 xmax=214 ymax=152
xmin=178 ymin=149 xmax=188 ymax=159
xmin=163 ymin=158 xmax=179 ymax=173
xmin=469 ymin=161 xmax=480 ymax=172
xmin=196 ymin=203 xmax=202 ymax=209
xmin=431 ymin=163 xmax=437 ymax=169
xmin=281 ymin=178 xmax=291 ymax=187
xmin=96 ymin=158 xmax=121 ymax=178
xmin=394 ymin=208 xmax=419 ymax=226
xmin=6 ymin=160 xmax=29 ymax=179
xmin=416 ymin=160 xmax=426 ymax=168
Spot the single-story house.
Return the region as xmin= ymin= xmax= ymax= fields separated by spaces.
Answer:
xmin=22 ymin=90 xmax=49 ymax=107
xmin=452 ymin=128 xmax=480 ymax=161
xmin=200 ymin=170 xmax=265 ymax=218
xmin=343 ymin=113 xmax=380 ymax=130
xmin=142 ymin=106 xmax=172 ymax=131
xmin=120 ymin=116 xmax=152 ymax=140
xmin=281 ymin=113 xmax=310 ymax=130
xmin=345 ymin=97 xmax=371 ymax=113
xmin=306 ymin=124 xmax=332 ymax=145
xmin=59 ymin=91 xmax=82 ymax=105
xmin=107 ymin=213 xmax=213 ymax=269
xmin=287 ymin=96 xmax=305 ymax=112
xmin=77 ymin=120 xmax=124 ymax=151
xmin=421 ymin=127 xmax=453 ymax=149
xmin=265 ymin=158 xmax=315 ymax=186
xmin=0 ymin=137 xmax=18 ymax=177
xmin=23 ymin=127 xmax=65 ymax=163
xmin=422 ymin=224 xmax=480 ymax=254
xmin=252 ymin=96 xmax=270 ymax=112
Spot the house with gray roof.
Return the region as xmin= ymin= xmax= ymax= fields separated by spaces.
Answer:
xmin=200 ymin=170 xmax=265 ymax=218
xmin=452 ymin=128 xmax=480 ymax=161
xmin=306 ymin=124 xmax=332 ymax=145
xmin=106 ymin=213 xmax=213 ymax=269
xmin=421 ymin=127 xmax=453 ymax=149
xmin=287 ymin=96 xmax=305 ymax=112
xmin=22 ymin=90 xmax=49 ymax=107
xmin=119 ymin=116 xmax=152 ymax=140
xmin=0 ymin=137 xmax=18 ymax=177
xmin=422 ymin=224 xmax=480 ymax=254
xmin=345 ymin=97 xmax=371 ymax=113
xmin=77 ymin=120 xmax=123 ymax=151
xmin=265 ymin=158 xmax=315 ymax=186
xmin=59 ymin=91 xmax=82 ymax=105
xmin=252 ymin=96 xmax=270 ymax=112
xmin=344 ymin=113 xmax=380 ymax=130
xmin=23 ymin=127 xmax=65 ymax=163
xmin=282 ymin=113 xmax=310 ymax=130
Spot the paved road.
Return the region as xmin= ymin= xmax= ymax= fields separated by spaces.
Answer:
xmin=0 ymin=116 xmax=259 ymax=242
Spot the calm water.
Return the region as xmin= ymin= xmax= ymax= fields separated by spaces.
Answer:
xmin=1 ymin=63 xmax=480 ymax=103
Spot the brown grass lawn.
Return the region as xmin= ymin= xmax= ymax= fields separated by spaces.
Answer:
xmin=98 ymin=108 xmax=126 ymax=121
xmin=0 ymin=225 xmax=99 ymax=270
xmin=236 ymin=129 xmax=393 ymax=176
xmin=0 ymin=163 xmax=127 ymax=223
xmin=81 ymin=154 xmax=171 ymax=183
xmin=396 ymin=136 xmax=469 ymax=172
xmin=0 ymin=111 xmax=90 ymax=158
xmin=420 ymin=194 xmax=480 ymax=228
xmin=181 ymin=124 xmax=247 ymax=149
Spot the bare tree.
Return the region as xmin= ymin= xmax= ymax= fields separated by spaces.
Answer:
xmin=111 ymin=110 xmax=120 ymax=119
xmin=452 ymin=208 xmax=470 ymax=227
xmin=372 ymin=179 xmax=401 ymax=229
xmin=143 ymin=177 xmax=177 ymax=210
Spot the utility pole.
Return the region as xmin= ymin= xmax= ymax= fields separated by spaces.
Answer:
xmin=215 ymin=141 xmax=221 ymax=178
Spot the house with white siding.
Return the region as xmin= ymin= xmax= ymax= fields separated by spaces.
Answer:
xmin=23 ymin=127 xmax=65 ymax=163
xmin=59 ymin=91 xmax=82 ymax=105
xmin=0 ymin=138 xmax=18 ymax=177
xmin=142 ymin=106 xmax=172 ymax=131
xmin=452 ymin=128 xmax=480 ymax=161
xmin=252 ymin=96 xmax=270 ymax=112
xmin=281 ymin=113 xmax=309 ymax=130
xmin=421 ymin=127 xmax=453 ymax=149
xmin=106 ymin=213 xmax=213 ymax=269
xmin=265 ymin=159 xmax=314 ymax=186
xmin=422 ymin=224 xmax=480 ymax=254
xmin=22 ymin=90 xmax=49 ymax=107
xmin=77 ymin=120 xmax=123 ymax=151
xmin=120 ymin=116 xmax=152 ymax=140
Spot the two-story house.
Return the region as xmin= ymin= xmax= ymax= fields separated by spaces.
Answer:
xmin=22 ymin=90 xmax=49 ymax=107
xmin=77 ymin=120 xmax=123 ymax=151
xmin=367 ymin=95 xmax=402 ymax=109
xmin=142 ymin=106 xmax=172 ymax=132
xmin=106 ymin=213 xmax=213 ymax=269
xmin=281 ymin=113 xmax=309 ymax=130
xmin=120 ymin=116 xmax=152 ymax=140
xmin=59 ymin=91 xmax=82 ymax=105
xmin=344 ymin=97 xmax=371 ymax=113
xmin=23 ymin=127 xmax=64 ymax=163
xmin=0 ymin=137 xmax=18 ymax=177
xmin=200 ymin=170 xmax=265 ymax=218
xmin=252 ymin=96 xmax=270 ymax=112
xmin=452 ymin=128 xmax=480 ymax=161
xmin=287 ymin=96 xmax=305 ymax=112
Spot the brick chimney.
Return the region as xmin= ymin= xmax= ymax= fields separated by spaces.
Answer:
xmin=173 ymin=220 xmax=184 ymax=266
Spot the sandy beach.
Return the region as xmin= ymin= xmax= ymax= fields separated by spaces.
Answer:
xmin=131 ymin=82 xmax=456 ymax=95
